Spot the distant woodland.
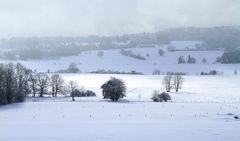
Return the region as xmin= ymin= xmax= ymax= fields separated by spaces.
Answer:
xmin=0 ymin=26 xmax=240 ymax=61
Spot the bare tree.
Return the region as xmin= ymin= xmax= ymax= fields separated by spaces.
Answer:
xmin=36 ymin=72 xmax=49 ymax=97
xmin=68 ymin=81 xmax=78 ymax=101
xmin=50 ymin=74 xmax=65 ymax=97
xmin=0 ymin=64 xmax=6 ymax=104
xmin=4 ymin=63 xmax=17 ymax=103
xmin=173 ymin=75 xmax=184 ymax=92
xmin=15 ymin=63 xmax=31 ymax=101
xmin=29 ymin=73 xmax=37 ymax=97
xmin=162 ymin=75 xmax=172 ymax=92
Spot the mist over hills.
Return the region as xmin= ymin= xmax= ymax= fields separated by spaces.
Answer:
xmin=0 ymin=26 xmax=240 ymax=60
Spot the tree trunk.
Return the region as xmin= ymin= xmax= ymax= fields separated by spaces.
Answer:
xmin=32 ymin=82 xmax=36 ymax=97
xmin=52 ymin=86 xmax=55 ymax=97
xmin=39 ymin=88 xmax=43 ymax=97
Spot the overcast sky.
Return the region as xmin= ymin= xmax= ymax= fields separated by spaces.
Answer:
xmin=0 ymin=0 xmax=240 ymax=38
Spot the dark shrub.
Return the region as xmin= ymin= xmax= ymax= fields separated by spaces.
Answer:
xmin=90 ymin=69 xmax=143 ymax=75
xmin=178 ymin=56 xmax=186 ymax=64
xmin=151 ymin=91 xmax=160 ymax=102
xmin=209 ymin=70 xmax=217 ymax=75
xmin=152 ymin=69 xmax=161 ymax=75
xmin=67 ymin=63 xmax=80 ymax=73
xmin=97 ymin=51 xmax=104 ymax=57
xmin=56 ymin=63 xmax=81 ymax=73
xmin=200 ymin=70 xmax=218 ymax=75
xmin=0 ymin=93 xmax=8 ymax=105
xmin=187 ymin=55 xmax=196 ymax=64
xmin=71 ymin=89 xmax=96 ymax=98
xmin=14 ymin=93 xmax=25 ymax=103
xmin=202 ymin=58 xmax=207 ymax=64
xmin=85 ymin=90 xmax=96 ymax=97
xmin=159 ymin=49 xmax=165 ymax=56
xmin=151 ymin=91 xmax=171 ymax=102
xmin=120 ymin=49 xmax=146 ymax=60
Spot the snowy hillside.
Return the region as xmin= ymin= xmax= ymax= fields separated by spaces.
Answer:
xmin=1 ymin=46 xmax=239 ymax=75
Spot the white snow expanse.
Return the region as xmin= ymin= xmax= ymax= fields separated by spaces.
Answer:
xmin=1 ymin=42 xmax=240 ymax=140
xmin=1 ymin=46 xmax=240 ymax=75
xmin=1 ymin=74 xmax=240 ymax=141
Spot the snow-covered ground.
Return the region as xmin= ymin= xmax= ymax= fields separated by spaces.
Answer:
xmin=1 ymin=74 xmax=240 ymax=141
xmin=1 ymin=47 xmax=239 ymax=75
xmin=1 ymin=102 xmax=240 ymax=141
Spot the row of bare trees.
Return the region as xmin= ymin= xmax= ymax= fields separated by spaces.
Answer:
xmin=0 ymin=63 xmax=86 ymax=105
xmin=29 ymin=72 xmax=93 ymax=101
xmin=162 ymin=75 xmax=184 ymax=92
xmin=28 ymin=72 xmax=66 ymax=97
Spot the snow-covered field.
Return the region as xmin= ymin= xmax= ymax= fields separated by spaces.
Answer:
xmin=1 ymin=102 xmax=239 ymax=141
xmin=61 ymin=74 xmax=240 ymax=103
xmin=1 ymin=47 xmax=240 ymax=75
xmin=1 ymin=74 xmax=240 ymax=141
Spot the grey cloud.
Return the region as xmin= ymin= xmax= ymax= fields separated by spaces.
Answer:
xmin=0 ymin=0 xmax=240 ymax=37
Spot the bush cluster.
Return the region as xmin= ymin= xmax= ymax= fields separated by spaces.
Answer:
xmin=71 ymin=89 xmax=96 ymax=98
xmin=120 ymin=49 xmax=146 ymax=60
xmin=151 ymin=91 xmax=171 ymax=102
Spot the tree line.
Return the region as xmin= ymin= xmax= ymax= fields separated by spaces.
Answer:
xmin=217 ymin=50 xmax=240 ymax=63
xmin=0 ymin=63 xmax=31 ymax=104
xmin=0 ymin=63 xmax=96 ymax=105
xmin=0 ymin=63 xmax=185 ymax=105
